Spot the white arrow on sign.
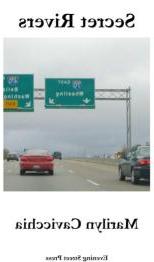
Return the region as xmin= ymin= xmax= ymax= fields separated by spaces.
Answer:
xmin=25 ymin=101 xmax=31 ymax=107
xmin=49 ymin=98 xmax=55 ymax=104
xmin=83 ymin=98 xmax=91 ymax=104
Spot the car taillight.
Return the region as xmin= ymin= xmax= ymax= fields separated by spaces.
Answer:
xmin=46 ymin=156 xmax=53 ymax=161
xmin=20 ymin=156 xmax=28 ymax=161
xmin=137 ymin=159 xmax=150 ymax=165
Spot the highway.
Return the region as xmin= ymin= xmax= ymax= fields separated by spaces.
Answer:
xmin=4 ymin=159 xmax=150 ymax=191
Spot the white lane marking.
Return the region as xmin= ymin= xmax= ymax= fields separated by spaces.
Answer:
xmin=68 ymin=169 xmax=75 ymax=174
xmin=87 ymin=179 xmax=100 ymax=186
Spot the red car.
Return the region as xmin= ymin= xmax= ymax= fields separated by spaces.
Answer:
xmin=20 ymin=149 xmax=54 ymax=175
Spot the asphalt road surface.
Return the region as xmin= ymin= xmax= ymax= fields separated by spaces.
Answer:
xmin=4 ymin=159 xmax=150 ymax=191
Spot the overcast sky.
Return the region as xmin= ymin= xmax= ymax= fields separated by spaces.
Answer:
xmin=4 ymin=38 xmax=150 ymax=156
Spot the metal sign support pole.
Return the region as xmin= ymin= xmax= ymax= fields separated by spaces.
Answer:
xmin=126 ymin=87 xmax=131 ymax=151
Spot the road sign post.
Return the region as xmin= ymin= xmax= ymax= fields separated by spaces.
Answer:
xmin=45 ymin=78 xmax=95 ymax=109
xmin=4 ymin=74 xmax=34 ymax=112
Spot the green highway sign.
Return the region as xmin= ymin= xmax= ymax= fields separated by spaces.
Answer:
xmin=4 ymin=74 xmax=34 ymax=112
xmin=45 ymin=78 xmax=95 ymax=109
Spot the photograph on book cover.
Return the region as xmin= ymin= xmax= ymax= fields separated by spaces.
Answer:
xmin=3 ymin=37 xmax=150 ymax=191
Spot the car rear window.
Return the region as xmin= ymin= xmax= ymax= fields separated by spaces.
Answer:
xmin=24 ymin=150 xmax=49 ymax=156
xmin=136 ymin=147 xmax=150 ymax=157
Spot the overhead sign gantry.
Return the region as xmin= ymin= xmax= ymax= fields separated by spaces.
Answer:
xmin=3 ymin=74 xmax=131 ymax=151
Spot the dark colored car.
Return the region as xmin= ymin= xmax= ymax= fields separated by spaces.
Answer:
xmin=20 ymin=149 xmax=54 ymax=175
xmin=53 ymin=151 xmax=62 ymax=160
xmin=7 ymin=153 xmax=18 ymax=161
xmin=118 ymin=146 xmax=150 ymax=184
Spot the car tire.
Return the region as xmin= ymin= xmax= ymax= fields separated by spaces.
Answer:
xmin=119 ymin=167 xmax=125 ymax=181
xmin=20 ymin=170 xmax=25 ymax=175
xmin=49 ymin=170 xmax=54 ymax=175
xmin=131 ymin=170 xmax=138 ymax=184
